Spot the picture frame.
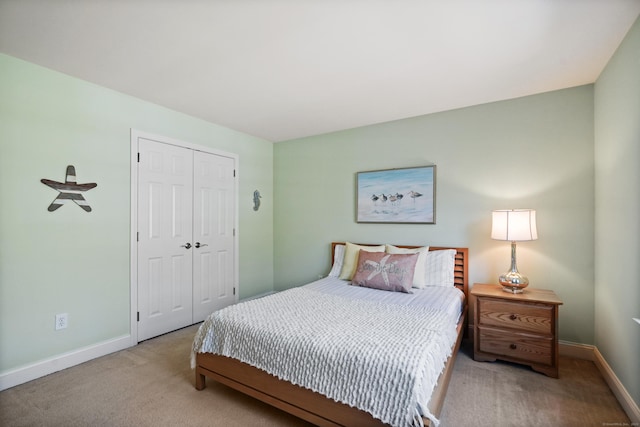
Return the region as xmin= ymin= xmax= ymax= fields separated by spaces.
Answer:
xmin=356 ymin=165 xmax=436 ymax=224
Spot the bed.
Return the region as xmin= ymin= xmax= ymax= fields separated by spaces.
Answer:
xmin=192 ymin=243 xmax=469 ymax=427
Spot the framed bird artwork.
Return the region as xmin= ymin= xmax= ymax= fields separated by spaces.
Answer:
xmin=356 ymin=165 xmax=435 ymax=224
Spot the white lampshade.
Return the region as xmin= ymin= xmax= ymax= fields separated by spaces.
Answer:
xmin=491 ymin=209 xmax=538 ymax=242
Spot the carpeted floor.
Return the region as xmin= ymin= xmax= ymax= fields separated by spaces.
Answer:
xmin=0 ymin=324 xmax=631 ymax=427
xmin=440 ymin=340 xmax=631 ymax=426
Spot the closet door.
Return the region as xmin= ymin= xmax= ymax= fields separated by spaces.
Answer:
xmin=137 ymin=139 xmax=194 ymax=341
xmin=192 ymin=151 xmax=236 ymax=323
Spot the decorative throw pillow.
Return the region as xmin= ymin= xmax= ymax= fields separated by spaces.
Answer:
xmin=351 ymin=250 xmax=419 ymax=293
xmin=385 ymin=244 xmax=430 ymax=288
xmin=328 ymin=244 xmax=345 ymax=277
xmin=422 ymin=249 xmax=456 ymax=287
xmin=338 ymin=242 xmax=386 ymax=280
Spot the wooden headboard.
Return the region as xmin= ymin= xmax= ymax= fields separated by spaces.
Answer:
xmin=331 ymin=242 xmax=469 ymax=300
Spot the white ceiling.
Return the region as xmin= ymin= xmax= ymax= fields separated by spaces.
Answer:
xmin=1 ymin=1 xmax=639 ymax=142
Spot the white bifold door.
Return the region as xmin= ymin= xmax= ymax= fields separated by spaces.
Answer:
xmin=136 ymin=137 xmax=236 ymax=342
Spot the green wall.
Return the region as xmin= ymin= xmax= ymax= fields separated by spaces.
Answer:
xmin=274 ymin=86 xmax=595 ymax=345
xmin=0 ymin=54 xmax=274 ymax=373
xmin=594 ymin=16 xmax=640 ymax=407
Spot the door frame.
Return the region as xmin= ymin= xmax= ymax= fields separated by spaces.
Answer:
xmin=129 ymin=129 xmax=239 ymax=345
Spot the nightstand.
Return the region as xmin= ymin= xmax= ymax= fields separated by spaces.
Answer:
xmin=471 ymin=283 xmax=563 ymax=378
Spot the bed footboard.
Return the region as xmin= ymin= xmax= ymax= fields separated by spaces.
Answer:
xmin=195 ymin=352 xmax=388 ymax=427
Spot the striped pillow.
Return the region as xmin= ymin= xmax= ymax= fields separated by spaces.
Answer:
xmin=421 ymin=249 xmax=456 ymax=287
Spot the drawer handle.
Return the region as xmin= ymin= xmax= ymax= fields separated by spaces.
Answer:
xmin=510 ymin=344 xmax=517 ymax=350
xmin=509 ymin=314 xmax=518 ymax=320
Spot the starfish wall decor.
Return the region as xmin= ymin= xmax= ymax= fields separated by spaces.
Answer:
xmin=41 ymin=165 xmax=97 ymax=212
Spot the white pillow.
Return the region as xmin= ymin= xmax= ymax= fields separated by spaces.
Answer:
xmin=385 ymin=244 xmax=430 ymax=287
xmin=422 ymin=249 xmax=456 ymax=287
xmin=339 ymin=242 xmax=386 ymax=280
xmin=328 ymin=244 xmax=345 ymax=277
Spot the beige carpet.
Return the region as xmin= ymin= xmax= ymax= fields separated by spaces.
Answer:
xmin=0 ymin=325 xmax=630 ymax=427
xmin=440 ymin=340 xmax=630 ymax=427
xmin=0 ymin=325 xmax=310 ymax=427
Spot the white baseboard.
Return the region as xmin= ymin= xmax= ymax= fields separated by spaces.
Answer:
xmin=559 ymin=340 xmax=639 ymax=423
xmin=0 ymin=335 xmax=132 ymax=392
xmin=559 ymin=340 xmax=595 ymax=360
xmin=593 ymin=347 xmax=640 ymax=423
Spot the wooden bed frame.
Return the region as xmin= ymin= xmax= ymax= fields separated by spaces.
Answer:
xmin=195 ymin=243 xmax=469 ymax=426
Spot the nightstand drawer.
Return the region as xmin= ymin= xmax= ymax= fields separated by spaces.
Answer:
xmin=477 ymin=326 xmax=553 ymax=366
xmin=478 ymin=299 xmax=552 ymax=334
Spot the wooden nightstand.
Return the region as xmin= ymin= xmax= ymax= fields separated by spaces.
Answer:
xmin=471 ymin=283 xmax=563 ymax=378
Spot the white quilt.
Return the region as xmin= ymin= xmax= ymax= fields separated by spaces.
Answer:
xmin=192 ymin=286 xmax=458 ymax=427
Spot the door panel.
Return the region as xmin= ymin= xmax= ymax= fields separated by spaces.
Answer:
xmin=216 ymin=250 xmax=229 ymax=298
xmin=192 ymin=151 xmax=236 ymax=323
xmin=137 ymin=138 xmax=194 ymax=341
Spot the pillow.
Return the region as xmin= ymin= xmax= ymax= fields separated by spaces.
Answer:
xmin=338 ymin=242 xmax=385 ymax=280
xmin=351 ymin=250 xmax=418 ymax=293
xmin=385 ymin=244 xmax=430 ymax=287
xmin=328 ymin=244 xmax=345 ymax=277
xmin=422 ymin=249 xmax=456 ymax=287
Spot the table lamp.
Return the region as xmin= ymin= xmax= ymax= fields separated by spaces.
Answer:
xmin=491 ymin=209 xmax=538 ymax=293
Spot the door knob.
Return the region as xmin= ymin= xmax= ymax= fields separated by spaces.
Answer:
xmin=195 ymin=242 xmax=208 ymax=248
xmin=181 ymin=243 xmax=192 ymax=249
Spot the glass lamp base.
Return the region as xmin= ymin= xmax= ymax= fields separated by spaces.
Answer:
xmin=500 ymin=284 xmax=526 ymax=294
xmin=499 ymin=272 xmax=529 ymax=294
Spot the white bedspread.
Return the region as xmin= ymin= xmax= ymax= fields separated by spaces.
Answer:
xmin=305 ymin=276 xmax=464 ymax=320
xmin=192 ymin=283 xmax=460 ymax=427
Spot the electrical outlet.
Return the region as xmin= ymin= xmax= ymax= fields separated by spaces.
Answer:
xmin=55 ymin=313 xmax=68 ymax=330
